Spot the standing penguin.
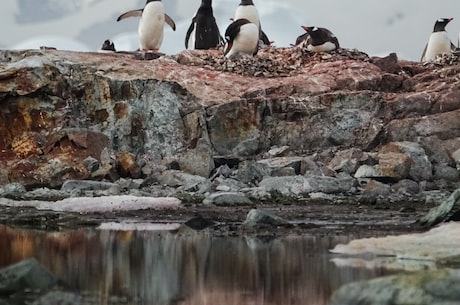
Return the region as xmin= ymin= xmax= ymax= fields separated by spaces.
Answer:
xmin=117 ymin=0 xmax=176 ymax=51
xmin=300 ymin=26 xmax=340 ymax=52
xmin=224 ymin=18 xmax=259 ymax=58
xmin=185 ymin=0 xmax=223 ymax=49
xmin=234 ymin=0 xmax=270 ymax=46
xmin=421 ymin=18 xmax=455 ymax=62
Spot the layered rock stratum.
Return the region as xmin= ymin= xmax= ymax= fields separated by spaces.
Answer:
xmin=1 ymin=47 xmax=460 ymax=198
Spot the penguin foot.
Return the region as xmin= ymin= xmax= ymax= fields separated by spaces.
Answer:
xmin=136 ymin=50 xmax=163 ymax=61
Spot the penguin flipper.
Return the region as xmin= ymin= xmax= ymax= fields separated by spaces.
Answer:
xmin=185 ymin=17 xmax=196 ymax=49
xmin=260 ymin=30 xmax=270 ymax=46
xmin=165 ymin=14 xmax=176 ymax=31
xmin=117 ymin=9 xmax=143 ymax=22
xmin=421 ymin=44 xmax=428 ymax=62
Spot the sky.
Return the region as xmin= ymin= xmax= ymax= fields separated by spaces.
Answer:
xmin=1 ymin=0 xmax=460 ymax=61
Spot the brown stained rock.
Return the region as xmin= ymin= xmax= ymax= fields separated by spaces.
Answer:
xmin=117 ymin=152 xmax=141 ymax=179
xmin=380 ymin=142 xmax=432 ymax=181
xmin=44 ymin=129 xmax=109 ymax=157
xmin=11 ymin=133 xmax=43 ymax=158
xmin=377 ymin=152 xmax=411 ymax=181
xmin=370 ymin=53 xmax=401 ymax=74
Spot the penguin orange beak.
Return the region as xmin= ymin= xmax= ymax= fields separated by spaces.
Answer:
xmin=448 ymin=17 xmax=454 ymax=22
xmin=301 ymin=26 xmax=309 ymax=31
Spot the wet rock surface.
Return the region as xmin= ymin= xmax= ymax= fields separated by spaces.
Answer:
xmin=329 ymin=269 xmax=460 ymax=305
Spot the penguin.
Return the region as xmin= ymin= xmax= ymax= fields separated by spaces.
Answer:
xmin=234 ymin=0 xmax=270 ymax=46
xmin=100 ymin=39 xmax=116 ymax=52
xmin=185 ymin=0 xmax=223 ymax=50
xmin=293 ymin=32 xmax=309 ymax=46
xmin=300 ymin=26 xmax=340 ymax=52
xmin=117 ymin=0 xmax=176 ymax=51
xmin=224 ymin=18 xmax=259 ymax=58
xmin=421 ymin=18 xmax=455 ymax=62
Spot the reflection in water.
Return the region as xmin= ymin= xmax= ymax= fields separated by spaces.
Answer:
xmin=0 ymin=225 xmax=390 ymax=305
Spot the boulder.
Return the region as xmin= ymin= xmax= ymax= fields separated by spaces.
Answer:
xmin=203 ymin=192 xmax=252 ymax=206
xmin=0 ymin=258 xmax=58 ymax=295
xmin=258 ymin=175 xmax=348 ymax=196
xmin=243 ymin=209 xmax=290 ymax=227
xmin=330 ymin=269 xmax=460 ymax=305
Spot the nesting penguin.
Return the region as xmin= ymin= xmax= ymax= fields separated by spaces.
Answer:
xmin=224 ymin=18 xmax=259 ymax=58
xmin=116 ymin=0 xmax=176 ymax=51
xmin=300 ymin=26 xmax=339 ymax=52
xmin=234 ymin=0 xmax=270 ymax=46
xmin=185 ymin=0 xmax=223 ymax=49
xmin=421 ymin=18 xmax=455 ymax=62
xmin=293 ymin=32 xmax=309 ymax=47
xmin=100 ymin=39 xmax=116 ymax=52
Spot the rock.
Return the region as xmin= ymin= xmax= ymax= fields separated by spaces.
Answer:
xmin=257 ymin=157 xmax=305 ymax=175
xmin=0 ymin=258 xmax=59 ymax=295
xmin=243 ymin=209 xmax=290 ymax=227
xmin=353 ymin=152 xmax=412 ymax=181
xmin=360 ymin=179 xmax=391 ymax=197
xmin=328 ymin=148 xmax=372 ymax=174
xmin=452 ymin=148 xmax=460 ymax=169
xmin=61 ymin=180 xmax=121 ymax=195
xmin=330 ymin=269 xmax=460 ymax=305
xmin=354 ymin=164 xmax=379 ymax=178
xmin=331 ymin=222 xmax=460 ymax=261
xmin=203 ymin=192 xmax=252 ymax=206
xmin=258 ymin=175 xmax=348 ymax=196
xmin=0 ymin=183 xmax=26 ymax=199
xmin=377 ymin=152 xmax=411 ymax=181
xmin=83 ymin=156 xmax=100 ymax=172
xmin=419 ymin=189 xmax=460 ymax=227
xmin=0 ymin=195 xmax=182 ymax=213
xmin=370 ymin=52 xmax=401 ymax=74
xmin=156 ymin=170 xmax=210 ymax=193
xmin=380 ymin=142 xmax=433 ymax=181
xmin=433 ymin=165 xmax=459 ymax=182
xmin=31 ymin=291 xmax=81 ymax=305
xmin=236 ymin=160 xmax=271 ymax=185
xmin=390 ymin=179 xmax=420 ymax=195
xmin=21 ymin=188 xmax=70 ymax=201
xmin=267 ymin=146 xmax=291 ymax=157
xmin=213 ymin=177 xmax=247 ymax=192
xmin=117 ymin=152 xmax=141 ymax=179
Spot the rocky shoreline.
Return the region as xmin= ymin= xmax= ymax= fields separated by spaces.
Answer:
xmin=2 ymin=47 xmax=460 ymax=208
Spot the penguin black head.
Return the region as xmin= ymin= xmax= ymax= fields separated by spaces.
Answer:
xmin=240 ymin=0 xmax=255 ymax=5
xmin=101 ymin=40 xmax=116 ymax=51
xmin=224 ymin=18 xmax=259 ymax=57
xmin=225 ymin=18 xmax=251 ymax=45
xmin=433 ymin=18 xmax=453 ymax=32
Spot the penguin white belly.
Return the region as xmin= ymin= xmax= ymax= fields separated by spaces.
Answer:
xmin=424 ymin=32 xmax=451 ymax=61
xmin=138 ymin=2 xmax=165 ymax=51
xmin=234 ymin=6 xmax=260 ymax=28
xmin=306 ymin=41 xmax=337 ymax=52
xmin=226 ymin=23 xmax=259 ymax=58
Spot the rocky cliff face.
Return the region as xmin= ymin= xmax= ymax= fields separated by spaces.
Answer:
xmin=1 ymin=47 xmax=460 ymax=197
